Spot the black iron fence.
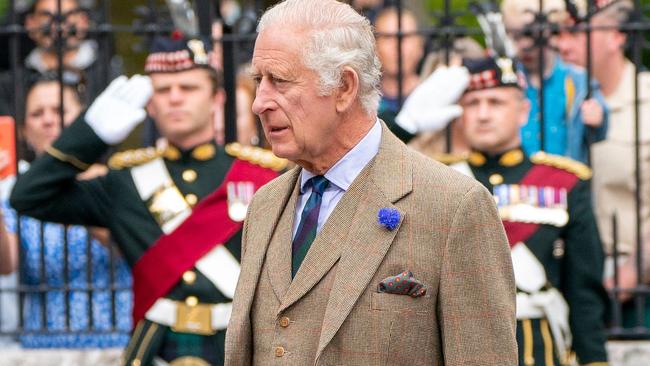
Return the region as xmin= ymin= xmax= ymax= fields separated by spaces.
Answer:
xmin=0 ymin=0 xmax=648 ymax=347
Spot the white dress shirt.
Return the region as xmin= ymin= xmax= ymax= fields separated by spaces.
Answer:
xmin=292 ymin=120 xmax=382 ymax=239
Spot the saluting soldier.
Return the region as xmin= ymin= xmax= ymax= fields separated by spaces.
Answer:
xmin=432 ymin=57 xmax=609 ymax=366
xmin=10 ymin=36 xmax=286 ymax=366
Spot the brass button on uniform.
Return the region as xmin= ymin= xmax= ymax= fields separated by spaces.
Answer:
xmin=275 ymin=346 xmax=285 ymax=357
xmin=131 ymin=361 xmax=141 ymax=366
xmin=185 ymin=193 xmax=198 ymax=206
xmin=182 ymin=169 xmax=197 ymax=183
xmin=182 ymin=271 xmax=197 ymax=285
xmin=185 ymin=296 xmax=198 ymax=307
xmin=279 ymin=316 xmax=290 ymax=328
xmin=489 ymin=173 xmax=504 ymax=185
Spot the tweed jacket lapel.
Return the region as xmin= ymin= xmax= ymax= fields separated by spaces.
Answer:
xmin=278 ymin=160 xmax=371 ymax=313
xmin=315 ymin=124 xmax=413 ymax=360
xmin=234 ymin=167 xmax=301 ymax=318
xmin=265 ymin=177 xmax=300 ymax=302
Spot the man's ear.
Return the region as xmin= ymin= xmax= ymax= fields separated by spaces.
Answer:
xmin=145 ymin=101 xmax=155 ymax=119
xmin=211 ymin=88 xmax=226 ymax=115
xmin=518 ymin=98 xmax=531 ymax=127
xmin=213 ymin=88 xmax=226 ymax=106
xmin=336 ymin=66 xmax=360 ymax=113
xmin=613 ymin=30 xmax=627 ymax=51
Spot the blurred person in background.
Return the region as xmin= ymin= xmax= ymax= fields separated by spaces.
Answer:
xmin=375 ymin=7 xmax=424 ymax=119
xmin=501 ymin=0 xmax=608 ymax=164
xmin=428 ymin=55 xmax=608 ymax=366
xmin=557 ymin=0 xmax=650 ymax=328
xmin=10 ymin=36 xmax=283 ymax=365
xmin=235 ymin=65 xmax=262 ymax=147
xmin=0 ymin=0 xmax=122 ymax=116
xmin=0 ymin=73 xmax=132 ymax=348
xmin=351 ymin=0 xmax=384 ymax=24
xmin=386 ymin=37 xmax=485 ymax=159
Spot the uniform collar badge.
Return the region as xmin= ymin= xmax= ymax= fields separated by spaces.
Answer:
xmin=468 ymin=151 xmax=486 ymax=167
xmin=192 ymin=143 xmax=216 ymax=161
xmin=499 ymin=148 xmax=524 ymax=167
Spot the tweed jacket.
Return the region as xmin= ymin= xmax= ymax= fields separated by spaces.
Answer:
xmin=225 ymin=125 xmax=518 ymax=366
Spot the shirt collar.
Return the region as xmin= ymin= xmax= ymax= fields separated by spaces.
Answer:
xmin=300 ymin=119 xmax=382 ymax=194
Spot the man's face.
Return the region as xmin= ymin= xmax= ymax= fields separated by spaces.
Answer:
xmin=375 ymin=11 xmax=423 ymax=77
xmin=504 ymin=7 xmax=560 ymax=74
xmin=251 ymin=27 xmax=340 ymax=167
xmin=557 ymin=15 xmax=625 ymax=71
xmin=459 ymin=87 xmax=530 ymax=154
xmin=25 ymin=0 xmax=88 ymax=50
xmin=147 ymin=68 xmax=219 ymax=145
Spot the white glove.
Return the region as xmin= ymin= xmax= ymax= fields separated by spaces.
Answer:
xmin=85 ymin=75 xmax=153 ymax=145
xmin=395 ymin=66 xmax=469 ymax=134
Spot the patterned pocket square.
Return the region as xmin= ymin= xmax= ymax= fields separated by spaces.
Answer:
xmin=377 ymin=271 xmax=427 ymax=298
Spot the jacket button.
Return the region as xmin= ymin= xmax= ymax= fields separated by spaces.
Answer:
xmin=275 ymin=346 xmax=285 ymax=357
xmin=185 ymin=193 xmax=198 ymax=206
xmin=279 ymin=316 xmax=290 ymax=328
xmin=185 ymin=296 xmax=198 ymax=307
xmin=182 ymin=169 xmax=198 ymax=182
xmin=182 ymin=271 xmax=197 ymax=285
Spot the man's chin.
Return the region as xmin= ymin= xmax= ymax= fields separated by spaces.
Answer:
xmin=269 ymin=144 xmax=297 ymax=161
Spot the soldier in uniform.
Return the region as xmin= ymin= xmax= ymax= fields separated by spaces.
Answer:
xmin=438 ymin=57 xmax=609 ymax=365
xmin=10 ymin=36 xmax=286 ymax=366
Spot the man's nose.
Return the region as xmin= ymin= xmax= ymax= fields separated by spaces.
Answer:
xmin=477 ymin=101 xmax=491 ymax=121
xmin=169 ymin=86 xmax=184 ymax=103
xmin=251 ymin=79 xmax=274 ymax=116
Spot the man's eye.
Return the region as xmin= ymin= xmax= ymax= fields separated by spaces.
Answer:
xmin=271 ymin=76 xmax=287 ymax=84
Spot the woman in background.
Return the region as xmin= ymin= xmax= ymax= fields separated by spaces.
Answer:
xmin=0 ymin=73 xmax=132 ymax=348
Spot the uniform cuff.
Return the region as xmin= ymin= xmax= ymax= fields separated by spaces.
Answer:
xmin=50 ymin=111 xmax=110 ymax=169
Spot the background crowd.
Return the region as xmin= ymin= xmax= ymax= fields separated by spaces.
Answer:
xmin=0 ymin=0 xmax=648 ymax=360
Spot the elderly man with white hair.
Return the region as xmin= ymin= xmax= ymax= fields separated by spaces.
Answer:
xmin=224 ymin=1 xmax=518 ymax=365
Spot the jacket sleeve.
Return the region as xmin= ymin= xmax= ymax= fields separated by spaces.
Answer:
xmin=439 ymin=184 xmax=519 ymax=365
xmin=562 ymin=179 xmax=609 ymax=364
xmin=9 ymin=114 xmax=113 ymax=227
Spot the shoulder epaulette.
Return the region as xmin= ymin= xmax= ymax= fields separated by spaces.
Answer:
xmin=225 ymin=142 xmax=288 ymax=172
xmin=430 ymin=152 xmax=468 ymax=166
xmin=108 ymin=147 xmax=162 ymax=169
xmin=530 ymin=151 xmax=592 ymax=180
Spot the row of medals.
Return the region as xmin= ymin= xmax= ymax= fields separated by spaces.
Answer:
xmin=494 ymin=184 xmax=569 ymax=227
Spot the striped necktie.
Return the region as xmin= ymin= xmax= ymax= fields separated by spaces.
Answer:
xmin=292 ymin=175 xmax=330 ymax=278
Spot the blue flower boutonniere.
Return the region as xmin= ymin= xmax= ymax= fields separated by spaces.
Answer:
xmin=378 ymin=208 xmax=400 ymax=231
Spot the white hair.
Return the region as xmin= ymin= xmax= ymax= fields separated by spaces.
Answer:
xmin=258 ymin=0 xmax=382 ymax=114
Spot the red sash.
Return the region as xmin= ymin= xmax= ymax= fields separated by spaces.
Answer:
xmin=131 ymin=159 xmax=278 ymax=324
xmin=502 ymin=164 xmax=579 ymax=247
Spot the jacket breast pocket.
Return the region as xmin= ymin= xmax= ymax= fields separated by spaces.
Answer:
xmin=370 ymin=291 xmax=431 ymax=314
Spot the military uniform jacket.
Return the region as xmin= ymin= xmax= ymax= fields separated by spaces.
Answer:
xmin=9 ymin=115 xmax=283 ymax=316
xmin=452 ymin=148 xmax=608 ymax=365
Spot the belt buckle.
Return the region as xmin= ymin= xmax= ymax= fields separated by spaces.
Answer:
xmin=173 ymin=301 xmax=215 ymax=335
